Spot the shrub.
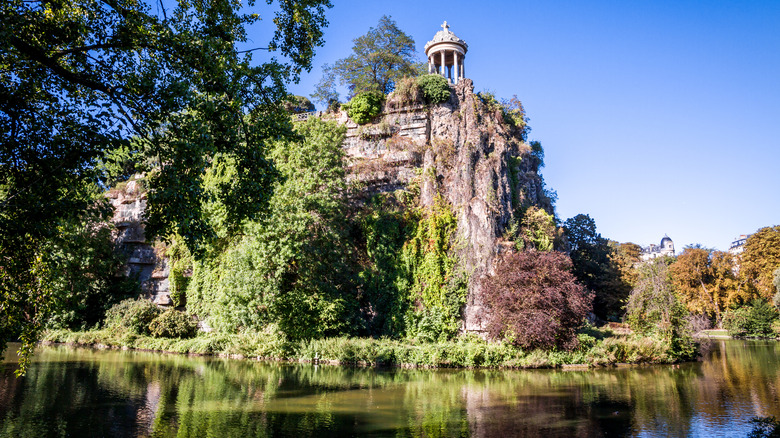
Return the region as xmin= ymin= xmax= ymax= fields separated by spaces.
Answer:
xmin=387 ymin=76 xmax=422 ymax=109
xmin=480 ymin=251 xmax=593 ymax=350
xmin=148 ymin=309 xmax=198 ymax=339
xmin=343 ymin=92 xmax=384 ymax=124
xmin=104 ymin=298 xmax=161 ymax=335
xmin=417 ymin=74 xmax=450 ymax=104
xmin=722 ymin=299 xmax=779 ymax=338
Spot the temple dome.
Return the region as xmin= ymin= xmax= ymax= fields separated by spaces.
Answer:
xmin=424 ymin=21 xmax=468 ymax=53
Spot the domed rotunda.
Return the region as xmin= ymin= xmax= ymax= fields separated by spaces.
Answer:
xmin=424 ymin=21 xmax=468 ymax=84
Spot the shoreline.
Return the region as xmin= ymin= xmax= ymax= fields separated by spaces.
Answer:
xmin=36 ymin=328 xmax=699 ymax=370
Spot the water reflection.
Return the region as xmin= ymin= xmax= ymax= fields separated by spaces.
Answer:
xmin=1 ymin=340 xmax=779 ymax=437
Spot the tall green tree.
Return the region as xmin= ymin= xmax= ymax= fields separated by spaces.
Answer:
xmin=563 ymin=214 xmax=629 ymax=320
xmin=626 ymin=257 xmax=695 ymax=360
xmin=1 ymin=0 xmax=332 ymax=372
xmin=314 ymin=15 xmax=422 ymax=99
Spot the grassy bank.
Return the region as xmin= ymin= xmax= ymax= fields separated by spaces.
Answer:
xmin=696 ymin=329 xmax=731 ymax=339
xmin=40 ymin=327 xmax=693 ymax=369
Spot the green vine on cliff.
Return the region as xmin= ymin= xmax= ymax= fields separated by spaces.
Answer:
xmin=166 ymin=237 xmax=193 ymax=308
xmin=400 ymin=196 xmax=467 ymax=341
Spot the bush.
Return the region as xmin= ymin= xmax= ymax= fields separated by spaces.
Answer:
xmin=722 ymin=299 xmax=779 ymax=338
xmin=387 ymin=76 xmax=422 ymax=109
xmin=480 ymin=251 xmax=593 ymax=351
xmin=104 ymin=298 xmax=161 ymax=335
xmin=417 ymin=74 xmax=450 ymax=104
xmin=343 ymin=92 xmax=384 ymax=124
xmin=148 ymin=309 xmax=198 ymax=339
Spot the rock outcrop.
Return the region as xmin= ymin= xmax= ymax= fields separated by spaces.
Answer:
xmin=110 ymin=80 xmax=552 ymax=329
xmin=107 ymin=179 xmax=172 ymax=306
xmin=336 ymin=79 xmax=553 ymax=332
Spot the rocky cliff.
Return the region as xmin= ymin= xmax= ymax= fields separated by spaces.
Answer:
xmin=110 ymin=79 xmax=553 ymax=331
xmin=107 ymin=179 xmax=172 ymax=306
xmin=335 ymin=79 xmax=553 ymax=331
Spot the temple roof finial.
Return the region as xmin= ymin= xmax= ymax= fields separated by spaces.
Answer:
xmin=441 ymin=21 xmax=449 ymax=32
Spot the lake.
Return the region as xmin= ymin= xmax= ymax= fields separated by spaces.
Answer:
xmin=1 ymin=339 xmax=778 ymax=437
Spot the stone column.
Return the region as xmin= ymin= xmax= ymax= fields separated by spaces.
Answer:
xmin=453 ymin=51 xmax=459 ymax=84
xmin=461 ymin=59 xmax=465 ymax=79
xmin=440 ymin=50 xmax=446 ymax=77
xmin=428 ymin=56 xmax=433 ymax=74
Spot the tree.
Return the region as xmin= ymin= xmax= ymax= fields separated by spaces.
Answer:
xmin=282 ymin=95 xmax=316 ymax=114
xmin=518 ymin=206 xmax=560 ymax=252
xmin=481 ymin=251 xmax=592 ymax=351
xmin=722 ymin=299 xmax=778 ymax=338
xmin=186 ymin=118 xmax=359 ymax=340
xmin=563 ymin=214 xmax=631 ymax=320
xmin=741 ymin=226 xmax=780 ymax=300
xmin=37 ymin=216 xmax=138 ymax=330
xmin=670 ymin=247 xmax=745 ymax=324
xmin=318 ymin=15 xmax=422 ymax=98
xmin=1 ymin=0 xmax=332 ymax=373
xmin=611 ymin=241 xmax=642 ymax=290
xmin=626 ymin=257 xmax=695 ymax=359
xmin=310 ymin=63 xmax=340 ymax=109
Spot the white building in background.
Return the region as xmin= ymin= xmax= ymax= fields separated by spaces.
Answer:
xmin=729 ymin=234 xmax=750 ymax=255
xmin=641 ymin=235 xmax=675 ymax=261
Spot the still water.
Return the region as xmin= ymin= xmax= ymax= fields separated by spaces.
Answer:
xmin=1 ymin=340 xmax=778 ymax=437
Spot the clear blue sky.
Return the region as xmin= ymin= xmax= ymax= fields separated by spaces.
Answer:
xmin=258 ymin=0 xmax=780 ymax=251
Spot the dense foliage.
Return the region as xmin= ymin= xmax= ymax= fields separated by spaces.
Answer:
xmin=186 ymin=117 xmax=356 ymax=340
xmin=343 ymin=92 xmax=385 ymax=125
xmin=148 ymin=309 xmax=198 ymax=339
xmin=1 ymin=0 xmax=332 ymax=372
xmin=722 ymin=299 xmax=779 ymax=338
xmin=105 ymin=298 xmax=162 ymax=336
xmin=357 ymin=196 xmax=414 ymax=337
xmin=516 ymin=206 xmax=560 ymax=252
xmin=563 ymin=214 xmax=637 ymax=321
xmin=400 ymin=198 xmax=467 ymax=341
xmin=625 ymin=258 xmax=696 ymax=360
xmin=670 ymin=247 xmax=744 ymax=324
xmin=774 ymin=267 xmax=780 ymax=309
xmin=741 ymin=226 xmax=780 ymax=300
xmin=417 ymin=74 xmax=451 ymax=104
xmin=282 ymin=95 xmax=316 ymax=114
xmin=481 ymin=251 xmax=592 ymax=351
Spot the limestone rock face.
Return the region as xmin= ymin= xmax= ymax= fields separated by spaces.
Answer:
xmin=107 ymin=181 xmax=172 ymax=306
xmin=341 ymin=79 xmax=552 ymax=332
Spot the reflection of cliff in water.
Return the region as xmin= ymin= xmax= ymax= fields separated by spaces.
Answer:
xmin=1 ymin=340 xmax=779 ymax=437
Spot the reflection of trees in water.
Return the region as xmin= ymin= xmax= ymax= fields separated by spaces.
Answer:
xmin=2 ymin=341 xmax=780 ymax=437
xmin=699 ymin=340 xmax=780 ymax=419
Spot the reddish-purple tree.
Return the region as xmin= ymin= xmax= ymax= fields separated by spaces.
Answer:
xmin=481 ymin=251 xmax=593 ymax=350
